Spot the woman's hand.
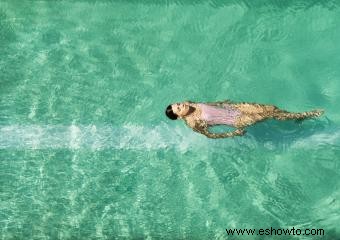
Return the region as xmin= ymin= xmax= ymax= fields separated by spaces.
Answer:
xmin=234 ymin=129 xmax=246 ymax=136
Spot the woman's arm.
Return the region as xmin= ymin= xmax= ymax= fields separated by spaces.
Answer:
xmin=196 ymin=128 xmax=245 ymax=139
xmin=191 ymin=120 xmax=245 ymax=138
xmin=205 ymin=99 xmax=235 ymax=107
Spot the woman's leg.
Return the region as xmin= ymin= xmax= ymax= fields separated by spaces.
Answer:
xmin=273 ymin=109 xmax=324 ymax=120
xmin=233 ymin=103 xmax=276 ymax=127
xmin=233 ymin=103 xmax=323 ymax=127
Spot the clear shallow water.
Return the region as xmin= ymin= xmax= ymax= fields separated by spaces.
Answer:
xmin=1 ymin=0 xmax=340 ymax=239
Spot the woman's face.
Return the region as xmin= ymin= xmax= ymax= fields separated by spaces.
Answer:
xmin=172 ymin=103 xmax=189 ymax=118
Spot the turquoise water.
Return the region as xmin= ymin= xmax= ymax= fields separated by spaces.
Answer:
xmin=1 ymin=0 xmax=340 ymax=239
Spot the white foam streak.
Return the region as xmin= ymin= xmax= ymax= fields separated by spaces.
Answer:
xmin=0 ymin=123 xmax=206 ymax=151
xmin=1 ymin=124 xmax=339 ymax=151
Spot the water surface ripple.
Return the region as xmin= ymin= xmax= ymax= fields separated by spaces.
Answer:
xmin=1 ymin=0 xmax=340 ymax=239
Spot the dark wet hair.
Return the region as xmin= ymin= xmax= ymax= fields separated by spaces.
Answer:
xmin=165 ymin=105 xmax=178 ymax=120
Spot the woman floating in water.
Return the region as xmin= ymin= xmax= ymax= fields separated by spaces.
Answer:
xmin=165 ymin=100 xmax=324 ymax=138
